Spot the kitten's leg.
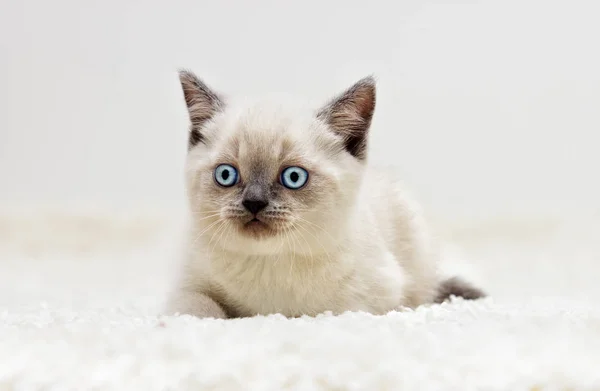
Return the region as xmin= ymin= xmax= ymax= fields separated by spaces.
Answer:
xmin=165 ymin=289 xmax=228 ymax=319
xmin=434 ymin=276 xmax=486 ymax=303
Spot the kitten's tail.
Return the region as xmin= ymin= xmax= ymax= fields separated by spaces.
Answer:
xmin=434 ymin=276 xmax=486 ymax=303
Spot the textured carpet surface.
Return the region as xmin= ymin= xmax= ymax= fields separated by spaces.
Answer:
xmin=1 ymin=212 xmax=599 ymax=390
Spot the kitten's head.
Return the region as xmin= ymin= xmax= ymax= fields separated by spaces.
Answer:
xmin=179 ymin=70 xmax=376 ymax=254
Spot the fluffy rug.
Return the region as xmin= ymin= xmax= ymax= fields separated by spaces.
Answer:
xmin=1 ymin=211 xmax=599 ymax=390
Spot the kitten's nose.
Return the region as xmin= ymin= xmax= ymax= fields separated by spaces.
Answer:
xmin=242 ymin=199 xmax=269 ymax=215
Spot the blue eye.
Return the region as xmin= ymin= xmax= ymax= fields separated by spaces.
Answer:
xmin=280 ymin=166 xmax=309 ymax=189
xmin=214 ymin=164 xmax=239 ymax=187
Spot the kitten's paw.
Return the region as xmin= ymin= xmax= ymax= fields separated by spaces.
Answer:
xmin=165 ymin=290 xmax=228 ymax=319
xmin=434 ymin=276 xmax=486 ymax=303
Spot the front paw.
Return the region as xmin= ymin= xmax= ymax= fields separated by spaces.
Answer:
xmin=165 ymin=290 xmax=228 ymax=319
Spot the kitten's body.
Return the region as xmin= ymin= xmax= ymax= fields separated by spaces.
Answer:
xmin=173 ymin=168 xmax=438 ymax=318
xmin=166 ymin=71 xmax=483 ymax=319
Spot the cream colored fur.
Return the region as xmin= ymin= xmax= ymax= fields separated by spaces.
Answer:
xmin=166 ymin=74 xmax=441 ymax=318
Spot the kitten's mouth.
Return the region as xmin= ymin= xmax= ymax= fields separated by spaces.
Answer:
xmin=247 ymin=217 xmax=262 ymax=225
xmin=241 ymin=216 xmax=275 ymax=238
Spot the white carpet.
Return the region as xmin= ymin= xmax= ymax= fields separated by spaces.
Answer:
xmin=1 ymin=211 xmax=599 ymax=390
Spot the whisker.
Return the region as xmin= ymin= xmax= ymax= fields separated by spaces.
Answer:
xmin=292 ymin=223 xmax=315 ymax=284
xmin=192 ymin=218 xmax=224 ymax=245
xmin=207 ymin=219 xmax=228 ymax=249
xmin=296 ymin=221 xmax=334 ymax=266
xmin=190 ymin=212 xmax=223 ymax=222
xmin=188 ymin=208 xmax=225 ymax=215
xmin=209 ymin=220 xmax=230 ymax=259
xmin=287 ymin=221 xmax=300 ymax=282
xmin=295 ymin=215 xmax=339 ymax=247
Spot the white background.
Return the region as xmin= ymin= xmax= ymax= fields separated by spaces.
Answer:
xmin=1 ymin=0 xmax=599 ymax=222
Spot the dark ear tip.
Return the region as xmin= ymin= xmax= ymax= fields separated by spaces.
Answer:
xmin=359 ymin=75 xmax=377 ymax=86
xmin=352 ymin=76 xmax=377 ymax=107
xmin=178 ymin=68 xmax=201 ymax=86
xmin=355 ymin=75 xmax=377 ymax=93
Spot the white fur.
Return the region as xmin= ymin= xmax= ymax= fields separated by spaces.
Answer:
xmin=166 ymin=93 xmax=441 ymax=318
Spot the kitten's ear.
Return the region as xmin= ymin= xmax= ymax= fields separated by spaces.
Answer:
xmin=317 ymin=76 xmax=376 ymax=160
xmin=178 ymin=69 xmax=224 ymax=148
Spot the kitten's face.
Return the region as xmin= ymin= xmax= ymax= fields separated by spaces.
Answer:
xmin=179 ymin=71 xmax=376 ymax=254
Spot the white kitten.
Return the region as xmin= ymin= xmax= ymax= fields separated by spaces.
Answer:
xmin=165 ymin=70 xmax=484 ymax=318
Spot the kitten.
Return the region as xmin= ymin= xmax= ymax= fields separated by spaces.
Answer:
xmin=165 ymin=70 xmax=485 ymax=319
